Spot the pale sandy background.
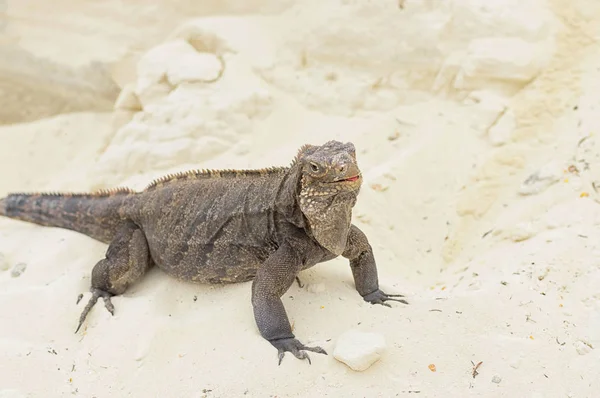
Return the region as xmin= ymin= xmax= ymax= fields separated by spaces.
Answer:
xmin=1 ymin=0 xmax=599 ymax=397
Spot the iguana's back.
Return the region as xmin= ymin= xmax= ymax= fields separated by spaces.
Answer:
xmin=129 ymin=168 xmax=301 ymax=283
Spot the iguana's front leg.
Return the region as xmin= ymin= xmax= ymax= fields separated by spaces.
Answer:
xmin=343 ymin=224 xmax=408 ymax=306
xmin=251 ymin=241 xmax=327 ymax=365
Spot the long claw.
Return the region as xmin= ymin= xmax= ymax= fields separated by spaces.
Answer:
xmin=304 ymin=346 xmax=328 ymax=355
xmin=363 ymin=289 xmax=409 ymax=307
xmin=387 ymin=297 xmax=410 ymax=305
xmin=270 ymin=338 xmax=327 ymax=365
xmin=74 ymin=288 xmax=115 ymax=333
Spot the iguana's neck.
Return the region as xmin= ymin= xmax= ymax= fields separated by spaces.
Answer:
xmin=274 ymin=164 xmax=307 ymax=228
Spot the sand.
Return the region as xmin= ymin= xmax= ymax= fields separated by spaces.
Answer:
xmin=1 ymin=0 xmax=599 ymax=397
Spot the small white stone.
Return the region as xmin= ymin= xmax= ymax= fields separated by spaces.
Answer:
xmin=10 ymin=262 xmax=26 ymax=278
xmin=518 ymin=162 xmax=563 ymax=196
xmin=333 ymin=330 xmax=386 ymax=371
xmin=574 ymin=340 xmax=593 ymax=355
xmin=492 ymin=375 xmax=502 ymax=383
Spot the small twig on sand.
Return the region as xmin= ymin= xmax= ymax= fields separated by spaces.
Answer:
xmin=471 ymin=361 xmax=483 ymax=378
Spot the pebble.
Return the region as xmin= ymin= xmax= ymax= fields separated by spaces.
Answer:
xmin=333 ymin=330 xmax=386 ymax=371
xmin=492 ymin=375 xmax=502 ymax=383
xmin=518 ymin=162 xmax=562 ymax=196
xmin=574 ymin=340 xmax=593 ymax=355
xmin=10 ymin=262 xmax=27 ymax=278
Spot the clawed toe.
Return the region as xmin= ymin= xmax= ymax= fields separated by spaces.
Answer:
xmin=271 ymin=338 xmax=328 ymax=365
xmin=102 ymin=296 xmax=115 ymax=315
xmin=74 ymin=288 xmax=115 ymax=333
xmin=385 ymin=297 xmax=409 ymax=305
xmin=363 ymin=289 xmax=409 ymax=307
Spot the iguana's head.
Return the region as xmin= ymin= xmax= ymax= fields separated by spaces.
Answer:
xmin=295 ymin=140 xmax=362 ymax=255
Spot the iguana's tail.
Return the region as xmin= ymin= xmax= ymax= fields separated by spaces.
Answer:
xmin=0 ymin=188 xmax=137 ymax=244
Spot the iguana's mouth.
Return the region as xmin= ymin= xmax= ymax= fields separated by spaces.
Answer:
xmin=334 ymin=175 xmax=360 ymax=183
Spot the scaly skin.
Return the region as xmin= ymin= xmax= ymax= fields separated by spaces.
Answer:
xmin=0 ymin=140 xmax=408 ymax=364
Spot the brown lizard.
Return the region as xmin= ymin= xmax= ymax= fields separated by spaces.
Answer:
xmin=0 ymin=140 xmax=407 ymax=364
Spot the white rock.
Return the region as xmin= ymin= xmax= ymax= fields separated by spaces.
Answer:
xmin=518 ymin=162 xmax=563 ymax=196
xmin=10 ymin=262 xmax=26 ymax=278
xmin=333 ymin=330 xmax=386 ymax=371
xmin=574 ymin=340 xmax=593 ymax=355
xmin=492 ymin=375 xmax=502 ymax=384
xmin=167 ymin=52 xmax=223 ymax=86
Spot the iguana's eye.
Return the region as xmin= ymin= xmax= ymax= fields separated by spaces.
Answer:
xmin=310 ymin=162 xmax=320 ymax=172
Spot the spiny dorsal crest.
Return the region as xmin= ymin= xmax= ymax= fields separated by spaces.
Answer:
xmin=8 ymin=187 xmax=135 ymax=198
xmin=144 ymin=166 xmax=290 ymax=191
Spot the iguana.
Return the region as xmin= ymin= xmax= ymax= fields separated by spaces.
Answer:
xmin=0 ymin=140 xmax=407 ymax=364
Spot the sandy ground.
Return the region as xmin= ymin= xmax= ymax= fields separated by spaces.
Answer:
xmin=1 ymin=1 xmax=599 ymax=397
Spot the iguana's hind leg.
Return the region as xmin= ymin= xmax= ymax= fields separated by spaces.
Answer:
xmin=75 ymin=220 xmax=151 ymax=333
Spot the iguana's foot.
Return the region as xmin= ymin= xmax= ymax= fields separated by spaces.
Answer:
xmin=270 ymin=337 xmax=327 ymax=365
xmin=75 ymin=288 xmax=115 ymax=333
xmin=363 ymin=289 xmax=409 ymax=307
